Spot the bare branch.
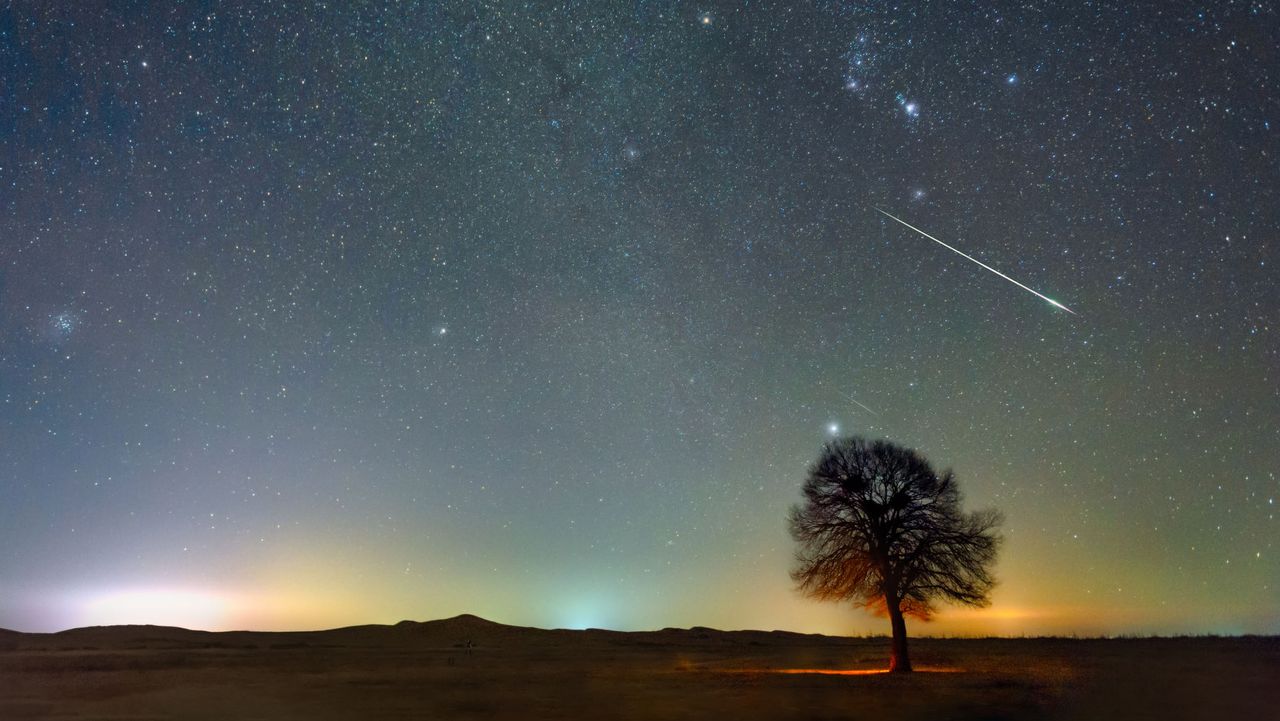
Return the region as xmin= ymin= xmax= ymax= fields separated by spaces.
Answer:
xmin=789 ymin=436 xmax=1002 ymax=617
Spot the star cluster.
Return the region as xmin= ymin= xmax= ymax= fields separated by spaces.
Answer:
xmin=0 ymin=2 xmax=1276 ymax=635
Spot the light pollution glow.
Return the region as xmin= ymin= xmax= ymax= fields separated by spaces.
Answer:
xmin=10 ymin=548 xmax=1270 ymax=637
xmin=2 ymin=3 xmax=1275 ymax=643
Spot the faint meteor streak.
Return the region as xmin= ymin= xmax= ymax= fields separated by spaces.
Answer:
xmin=844 ymin=394 xmax=879 ymax=416
xmin=874 ymin=207 xmax=1078 ymax=315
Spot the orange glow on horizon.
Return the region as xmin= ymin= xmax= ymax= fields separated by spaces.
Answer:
xmin=763 ymin=668 xmax=889 ymax=676
xmin=65 ymin=584 xmax=370 ymax=632
xmin=729 ymin=667 xmax=964 ymax=676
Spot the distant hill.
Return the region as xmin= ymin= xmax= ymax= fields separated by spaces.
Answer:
xmin=0 ymin=614 xmax=858 ymax=652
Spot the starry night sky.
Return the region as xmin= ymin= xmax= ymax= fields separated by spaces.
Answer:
xmin=1 ymin=2 xmax=1276 ymax=635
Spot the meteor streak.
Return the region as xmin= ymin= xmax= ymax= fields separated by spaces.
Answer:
xmin=844 ymin=394 xmax=879 ymax=416
xmin=874 ymin=208 xmax=1078 ymax=315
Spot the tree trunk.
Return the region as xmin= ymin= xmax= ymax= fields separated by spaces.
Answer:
xmin=887 ymin=600 xmax=913 ymax=673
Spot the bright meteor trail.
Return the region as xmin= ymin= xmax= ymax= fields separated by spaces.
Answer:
xmin=874 ymin=208 xmax=1078 ymax=315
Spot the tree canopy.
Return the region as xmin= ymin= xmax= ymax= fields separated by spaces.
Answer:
xmin=788 ymin=436 xmax=1002 ymax=671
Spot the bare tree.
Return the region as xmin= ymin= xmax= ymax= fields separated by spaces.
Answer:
xmin=788 ymin=437 xmax=1002 ymax=672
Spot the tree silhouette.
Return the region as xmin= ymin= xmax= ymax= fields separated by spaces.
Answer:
xmin=788 ymin=437 xmax=1002 ymax=673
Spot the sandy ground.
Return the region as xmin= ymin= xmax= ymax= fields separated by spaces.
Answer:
xmin=0 ymin=615 xmax=1274 ymax=720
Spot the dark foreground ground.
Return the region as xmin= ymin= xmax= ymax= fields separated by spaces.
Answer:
xmin=0 ymin=615 xmax=1275 ymax=720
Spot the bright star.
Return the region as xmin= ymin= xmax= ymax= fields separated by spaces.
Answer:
xmin=895 ymin=93 xmax=920 ymax=118
xmin=827 ymin=423 xmax=840 ymax=435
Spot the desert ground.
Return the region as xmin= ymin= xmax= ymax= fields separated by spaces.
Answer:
xmin=0 ymin=615 xmax=1274 ymax=720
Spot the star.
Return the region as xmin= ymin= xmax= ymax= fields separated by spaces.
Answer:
xmin=894 ymin=93 xmax=920 ymax=119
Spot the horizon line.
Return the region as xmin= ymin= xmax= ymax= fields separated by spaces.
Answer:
xmin=5 ymin=613 xmax=1275 ymax=640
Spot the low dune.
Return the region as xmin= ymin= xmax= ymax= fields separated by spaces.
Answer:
xmin=0 ymin=616 xmax=1274 ymax=719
